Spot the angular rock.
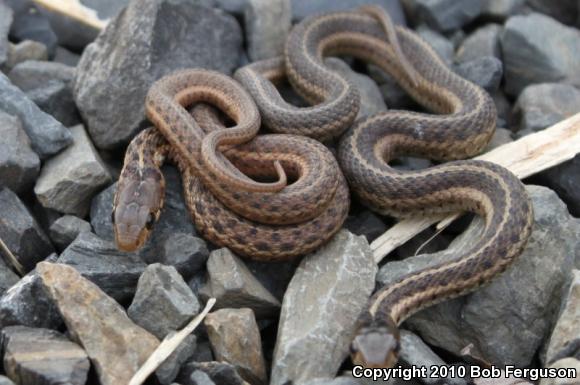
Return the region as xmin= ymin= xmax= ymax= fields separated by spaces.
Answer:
xmin=128 ymin=263 xmax=200 ymax=339
xmin=0 ymin=73 xmax=71 ymax=158
xmin=34 ymin=124 xmax=111 ymax=217
xmin=74 ymin=0 xmax=243 ymax=150
xmin=492 ymin=90 xmax=512 ymax=127
xmin=49 ymin=215 xmax=92 ymax=251
xmin=291 ymin=0 xmax=407 ymax=25
xmin=344 ymin=208 xmax=389 ymax=242
xmin=180 ymin=369 xmax=215 ymax=385
xmin=0 ymin=258 xmax=18 ymax=297
xmin=501 ymin=13 xmax=580 ymax=96
xmin=178 ymin=361 xmax=246 ymax=385
xmin=325 ymin=58 xmax=387 ymax=118
xmin=480 ymin=0 xmax=525 ymax=20
xmin=0 ymin=376 xmax=15 ymax=385
xmin=3 ymin=40 xmax=48 ymax=71
xmin=245 ymin=0 xmax=290 ymax=61
xmin=53 ymin=46 xmax=80 ymax=67
xmin=527 ymin=0 xmax=578 ymax=26
xmin=5 ymin=0 xmax=58 ymax=56
xmin=0 ymin=188 xmax=54 ymax=272
xmin=539 ymin=154 xmax=580 ymax=217
xmin=199 ymin=248 xmax=280 ymax=318
xmin=156 ymin=334 xmax=197 ymax=385
xmin=412 ymin=0 xmax=482 ymax=31
xmin=377 ymin=186 xmax=579 ymax=367
xmin=162 ymin=233 xmax=209 ymax=279
xmin=243 ymin=259 xmax=298 ymax=302
xmin=2 ymin=326 xmax=89 ymax=385
xmin=205 ymin=308 xmax=267 ymax=385
xmin=513 ymin=83 xmax=580 ymax=133
xmin=37 ymin=4 xmax=101 ymax=52
xmin=27 ymin=81 xmax=81 ymax=127
xmin=484 ymin=127 xmax=513 ymax=152
xmin=271 ymin=230 xmax=376 ymax=385
xmin=57 ymin=231 xmax=147 ymax=302
xmin=8 ymin=60 xmax=74 ymax=92
xmin=544 ymin=270 xmax=580 ymax=364
xmin=0 ymin=1 xmax=12 ymax=66
xmin=456 ymin=23 xmax=502 ymax=63
xmin=455 ymin=56 xmax=503 ymax=92
xmin=37 ymin=262 xmax=160 ymax=385
xmin=0 ymin=112 xmax=39 ymax=194
xmin=539 ymin=358 xmax=580 ymax=385
xmin=416 ymin=26 xmax=454 ymax=65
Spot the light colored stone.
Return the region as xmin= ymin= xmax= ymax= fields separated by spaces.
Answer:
xmin=456 ymin=23 xmax=503 ymax=63
xmin=245 ymin=0 xmax=290 ymax=61
xmin=539 ymin=358 xmax=580 ymax=385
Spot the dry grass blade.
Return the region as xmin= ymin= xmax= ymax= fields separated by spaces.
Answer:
xmin=0 ymin=236 xmax=24 ymax=276
xmin=128 ymin=298 xmax=217 ymax=385
xmin=31 ymin=0 xmax=108 ymax=29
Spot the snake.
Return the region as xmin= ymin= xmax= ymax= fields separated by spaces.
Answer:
xmin=112 ymin=70 xmax=350 ymax=261
xmin=234 ymin=6 xmax=534 ymax=368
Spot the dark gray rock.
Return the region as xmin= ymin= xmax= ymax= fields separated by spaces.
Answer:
xmin=455 ymin=56 xmax=503 ymax=92
xmin=0 ymin=258 xmax=18 ymax=297
xmin=539 ymin=154 xmax=580 ymax=217
xmin=199 ymin=248 xmax=281 ymax=319
xmin=5 ymin=0 xmax=58 ymax=56
xmin=416 ymin=25 xmax=454 ymax=65
xmin=74 ymin=0 xmax=243 ymax=150
xmin=345 ymin=209 xmax=389 ymax=242
xmin=244 ymin=259 xmax=298 ymax=302
xmin=3 ymin=40 xmax=48 ymax=71
xmin=128 ymin=263 xmax=200 ymax=339
xmin=513 ymin=83 xmax=580 ymax=133
xmin=411 ymin=0 xmax=482 ymax=31
xmin=156 ymin=334 xmax=197 ymax=385
xmin=0 ymin=112 xmax=39 ymax=194
xmin=456 ymin=23 xmax=502 ymax=63
xmin=484 ymin=127 xmax=513 ymax=152
xmin=8 ymin=60 xmax=74 ymax=92
xmin=49 ymin=215 xmax=92 ymax=251
xmin=28 ymin=81 xmax=80 ymax=127
xmin=178 ymin=362 xmax=246 ymax=385
xmin=1 ymin=326 xmax=89 ymax=385
xmin=34 ymin=125 xmax=112 ymax=217
xmin=480 ymin=0 xmax=525 ymax=20
xmin=501 ymin=13 xmax=580 ymax=96
xmin=0 ymin=1 xmax=12 ymax=66
xmin=245 ymin=0 xmax=291 ymax=61
xmin=53 ymin=46 xmax=80 ymax=66
xmin=377 ymin=186 xmax=579 ymax=367
xmin=0 ymin=73 xmax=71 ymax=159
xmin=80 ymin=0 xmax=130 ymax=19
xmin=162 ymin=233 xmax=208 ymax=279
xmin=368 ymin=65 xmax=416 ymax=110
xmin=527 ymin=0 xmax=578 ymax=26
xmin=291 ymin=0 xmax=407 ymax=25
xmin=180 ymin=369 xmax=215 ymax=385
xmin=0 ymin=188 xmax=54 ymax=272
xmin=57 ymin=231 xmax=148 ymax=302
xmin=492 ymin=90 xmax=512 ymax=127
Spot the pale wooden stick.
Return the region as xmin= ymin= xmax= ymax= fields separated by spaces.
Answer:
xmin=0 ymin=236 xmax=24 ymax=276
xmin=128 ymin=298 xmax=217 ymax=385
xmin=371 ymin=112 xmax=580 ymax=263
xmin=32 ymin=0 xmax=108 ymax=30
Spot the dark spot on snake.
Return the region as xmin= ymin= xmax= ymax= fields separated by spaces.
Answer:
xmin=256 ymin=242 xmax=270 ymax=251
xmin=252 ymin=202 xmax=261 ymax=209
xmin=226 ymin=219 xmax=237 ymax=228
xmin=209 ymin=206 xmax=220 ymax=216
xmin=195 ymin=202 xmax=204 ymax=214
xmin=281 ymin=242 xmax=294 ymax=252
xmin=249 ymin=228 xmax=258 ymax=237
xmin=213 ymin=223 xmax=224 ymax=233
xmin=271 ymin=233 xmax=281 ymax=242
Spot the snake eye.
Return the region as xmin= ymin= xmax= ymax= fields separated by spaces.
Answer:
xmin=145 ymin=213 xmax=155 ymax=229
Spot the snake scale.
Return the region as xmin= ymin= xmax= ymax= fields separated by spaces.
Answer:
xmin=113 ymin=5 xmax=533 ymax=369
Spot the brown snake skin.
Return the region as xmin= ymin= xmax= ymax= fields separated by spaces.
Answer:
xmin=235 ymin=6 xmax=534 ymax=368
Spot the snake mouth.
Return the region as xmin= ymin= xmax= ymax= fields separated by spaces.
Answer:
xmin=114 ymin=225 xmax=148 ymax=253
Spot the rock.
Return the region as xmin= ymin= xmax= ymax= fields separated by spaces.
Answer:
xmin=527 ymin=0 xmax=578 ymax=26
xmin=492 ymin=90 xmax=512 ymax=127
xmin=0 ymin=112 xmax=39 ymax=194
xmin=539 ymin=358 xmax=580 ymax=385
xmin=456 ymin=23 xmax=502 ymax=63
xmin=180 ymin=369 xmax=215 ymax=385
xmin=157 ymin=334 xmax=197 ymax=385
xmin=416 ymin=26 xmax=454 ymax=65
xmin=162 ymin=233 xmax=209 ymax=279
xmin=57 ymin=231 xmax=147 ymax=302
xmin=0 ymin=188 xmax=54 ymax=272
xmin=513 ymin=83 xmax=580 ymax=133
xmin=0 ymin=376 xmax=15 ymax=385
xmin=178 ymin=361 xmax=246 ymax=385
xmin=484 ymin=127 xmax=513 ymax=152
xmin=544 ymin=270 xmax=580 ymax=364
xmin=128 ymin=263 xmax=200 ymax=339
xmin=3 ymin=40 xmax=48 ymax=71
xmin=291 ymin=0 xmax=407 ymax=25
xmin=324 ymin=58 xmax=387 ymax=118
xmin=37 ymin=262 xmax=160 ymax=385
xmin=455 ymin=56 xmax=503 ymax=92
xmin=48 ymin=215 xmax=92 ymax=250
xmin=34 ymin=125 xmax=111 ymax=217
xmin=377 ymin=186 xmax=579 ymax=367
xmin=0 ymin=2 xmax=12 ymax=66
xmin=411 ymin=0 xmax=482 ymax=31
xmin=0 ymin=258 xmax=18 ymax=298
xmin=368 ymin=65 xmax=416 ymax=110
xmin=480 ymin=0 xmax=525 ymax=20
xmin=0 ymin=73 xmax=71 ymax=159
xmin=344 ymin=208 xmax=389 ymax=242
xmin=243 ymin=259 xmax=298 ymax=302
xmin=199 ymin=249 xmax=280 ymax=318
xmin=53 ymin=46 xmax=80 ymax=66
xmin=2 ymin=326 xmax=89 ymax=385
xmin=5 ymin=0 xmax=58 ymax=56
xmin=74 ymin=0 xmax=243 ymax=150
xmin=300 ymin=378 xmax=360 ymax=385
xmin=0 ymin=272 xmax=62 ymax=330
xmin=501 ymin=13 xmax=580 ymax=96
xmin=8 ymin=60 xmax=74 ymax=92
xmin=205 ymin=308 xmax=267 ymax=385
xmin=245 ymin=0 xmax=291 ymax=61
xmin=78 ymin=0 xmax=130 ymax=19
xmin=271 ymin=230 xmax=376 ymax=385
xmin=539 ymin=154 xmax=580 ymax=217
xmin=27 ymin=81 xmax=81 ymax=127
xmin=399 ymin=330 xmax=467 ymax=385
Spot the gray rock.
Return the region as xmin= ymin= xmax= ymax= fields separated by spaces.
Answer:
xmin=345 ymin=208 xmax=389 ymax=242
xmin=162 ymin=233 xmax=209 ymax=279
xmin=27 ymin=81 xmax=81 ymax=127
xmin=539 ymin=358 xmax=580 ymax=385
xmin=377 ymin=186 xmax=579 ymax=367
xmin=0 ymin=188 xmax=54 ymax=272
xmin=1 ymin=326 xmax=89 ymax=385
xmin=527 ymin=0 xmax=578 ymax=26
xmin=199 ymin=248 xmax=281 ymax=318
xmin=245 ymin=0 xmax=291 ymax=61
xmin=38 ymin=4 xmax=101 ymax=52
xmin=213 ymin=0 xmax=245 ymax=15
xmin=0 ymin=72 xmax=71 ymax=158
xmin=0 ymin=376 xmax=15 ymax=385
xmin=480 ymin=0 xmax=525 ymax=20
xmin=513 ymin=83 xmax=580 ymax=133
xmin=540 ymin=154 xmax=580 ymax=217
xmin=74 ymin=0 xmax=243 ymax=150
xmin=0 ymin=112 xmax=39 ymax=194
xmin=34 ymin=125 xmax=111 ymax=217
xmin=8 ymin=60 xmax=74 ymax=92
xmin=455 ymin=56 xmax=503 ymax=92
xmin=5 ymin=0 xmax=58 ymax=56
xmin=416 ymin=26 xmax=454 ymax=65
xmin=79 ymin=0 xmax=131 ymax=19
xmin=57 ymin=231 xmax=148 ymax=302
xmin=456 ymin=23 xmax=502 ymax=63
xmin=156 ymin=334 xmax=197 ymax=385
xmin=49 ymin=215 xmax=92 ymax=250
xmin=325 ymin=58 xmax=387 ymax=118
xmin=411 ymin=0 xmax=482 ymax=31
xmin=3 ymin=40 xmax=48 ymax=71
xmin=0 ymin=2 xmax=12 ymax=66
xmin=501 ymin=13 xmax=580 ymax=96
xmin=205 ymin=308 xmax=267 ymax=385
xmin=484 ymin=127 xmax=513 ymax=152
xmin=291 ymin=0 xmax=407 ymax=25
xmin=271 ymin=230 xmax=376 ymax=385
xmin=300 ymin=378 xmax=361 ymax=385
xmin=178 ymin=362 xmax=246 ymax=385
xmin=181 ymin=369 xmax=215 ymax=385
xmin=0 ymin=258 xmax=18 ymax=297
xmin=544 ymin=270 xmax=580 ymax=364
xmin=53 ymin=46 xmax=80 ymax=67
xmin=128 ymin=263 xmax=200 ymax=339
xmin=492 ymin=90 xmax=512 ymax=126
xmin=368 ymin=65 xmax=416 ymax=109
xmin=244 ymin=259 xmax=298 ymax=301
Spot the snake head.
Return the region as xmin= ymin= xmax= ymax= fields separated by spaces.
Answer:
xmin=113 ymin=169 xmax=165 ymax=252
xmin=350 ymin=316 xmax=400 ymax=368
